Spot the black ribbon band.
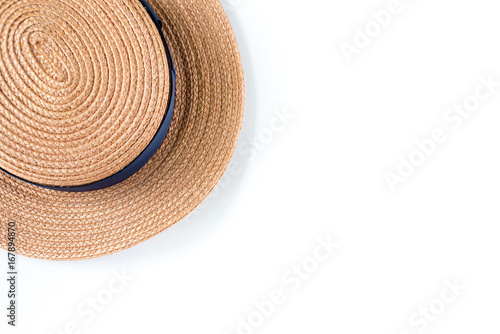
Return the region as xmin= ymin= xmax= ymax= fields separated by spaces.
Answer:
xmin=0 ymin=0 xmax=176 ymax=192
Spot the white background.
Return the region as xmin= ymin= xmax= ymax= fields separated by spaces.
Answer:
xmin=2 ymin=0 xmax=500 ymax=333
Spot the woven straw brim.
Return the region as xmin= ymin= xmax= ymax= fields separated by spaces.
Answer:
xmin=0 ymin=0 xmax=244 ymax=260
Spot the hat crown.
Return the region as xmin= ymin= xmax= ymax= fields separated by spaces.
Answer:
xmin=0 ymin=0 xmax=171 ymax=188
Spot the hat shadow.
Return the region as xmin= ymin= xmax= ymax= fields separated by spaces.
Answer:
xmin=94 ymin=6 xmax=284 ymax=265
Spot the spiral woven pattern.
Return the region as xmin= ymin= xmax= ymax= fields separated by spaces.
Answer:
xmin=0 ymin=0 xmax=245 ymax=260
xmin=0 ymin=0 xmax=170 ymax=187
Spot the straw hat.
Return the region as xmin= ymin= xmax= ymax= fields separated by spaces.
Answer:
xmin=0 ymin=0 xmax=244 ymax=260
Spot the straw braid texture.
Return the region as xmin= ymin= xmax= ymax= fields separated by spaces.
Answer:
xmin=0 ymin=0 xmax=245 ymax=260
xmin=0 ymin=0 xmax=170 ymax=187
